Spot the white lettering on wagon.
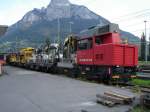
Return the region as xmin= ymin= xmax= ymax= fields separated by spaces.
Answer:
xmin=79 ymin=59 xmax=93 ymax=62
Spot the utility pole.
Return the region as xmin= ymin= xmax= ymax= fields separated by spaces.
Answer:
xmin=144 ymin=20 xmax=147 ymax=62
xmin=57 ymin=18 xmax=61 ymax=59
xmin=149 ymin=34 xmax=150 ymax=59
xmin=57 ymin=18 xmax=60 ymax=45
xmin=16 ymin=36 xmax=19 ymax=52
xmin=69 ymin=4 xmax=73 ymax=34
xmin=69 ymin=22 xmax=73 ymax=33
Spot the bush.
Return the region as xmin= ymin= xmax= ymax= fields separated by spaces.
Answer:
xmin=132 ymin=79 xmax=150 ymax=87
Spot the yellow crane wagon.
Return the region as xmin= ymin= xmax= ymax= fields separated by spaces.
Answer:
xmin=19 ymin=47 xmax=35 ymax=66
xmin=9 ymin=53 xmax=17 ymax=65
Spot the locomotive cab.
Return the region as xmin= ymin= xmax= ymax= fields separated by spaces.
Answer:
xmin=94 ymin=33 xmax=121 ymax=44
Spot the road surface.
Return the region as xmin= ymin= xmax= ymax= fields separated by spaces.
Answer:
xmin=0 ymin=66 xmax=136 ymax=112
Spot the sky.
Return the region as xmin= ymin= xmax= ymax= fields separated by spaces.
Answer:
xmin=0 ymin=0 xmax=150 ymax=39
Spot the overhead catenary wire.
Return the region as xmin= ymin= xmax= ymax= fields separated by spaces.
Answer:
xmin=112 ymin=9 xmax=150 ymax=20
xmin=113 ymin=13 xmax=150 ymax=23
xmin=127 ymin=27 xmax=150 ymax=33
xmin=119 ymin=21 xmax=144 ymax=28
xmin=111 ymin=8 xmax=150 ymax=22
xmin=106 ymin=9 xmax=150 ymax=37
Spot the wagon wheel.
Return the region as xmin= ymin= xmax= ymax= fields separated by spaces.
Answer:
xmin=103 ymin=74 xmax=112 ymax=85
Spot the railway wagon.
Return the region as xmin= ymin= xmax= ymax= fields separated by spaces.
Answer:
xmin=0 ymin=53 xmax=7 ymax=65
xmin=8 ymin=48 xmax=35 ymax=66
xmin=7 ymin=53 xmax=18 ymax=65
xmin=19 ymin=47 xmax=35 ymax=66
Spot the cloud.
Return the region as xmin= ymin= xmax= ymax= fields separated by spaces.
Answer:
xmin=0 ymin=0 xmax=50 ymax=25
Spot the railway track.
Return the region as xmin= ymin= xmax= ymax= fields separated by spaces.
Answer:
xmin=137 ymin=72 xmax=150 ymax=80
xmin=7 ymin=65 xmax=150 ymax=90
xmin=137 ymin=65 xmax=150 ymax=79
xmin=112 ymin=82 xmax=150 ymax=90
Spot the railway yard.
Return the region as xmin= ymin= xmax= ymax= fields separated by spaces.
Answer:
xmin=1 ymin=0 xmax=150 ymax=111
xmin=0 ymin=24 xmax=149 ymax=112
xmin=0 ymin=65 xmax=149 ymax=112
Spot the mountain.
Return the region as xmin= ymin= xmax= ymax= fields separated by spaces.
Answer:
xmin=0 ymin=0 xmax=140 ymax=51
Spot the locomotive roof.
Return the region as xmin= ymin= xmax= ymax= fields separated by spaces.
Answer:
xmin=78 ymin=23 xmax=119 ymax=40
xmin=78 ymin=32 xmax=115 ymax=41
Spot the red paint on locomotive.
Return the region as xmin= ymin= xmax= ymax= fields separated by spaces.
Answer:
xmin=77 ymin=32 xmax=138 ymax=67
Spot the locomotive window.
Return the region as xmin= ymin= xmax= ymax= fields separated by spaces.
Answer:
xmin=95 ymin=37 xmax=103 ymax=45
xmin=78 ymin=38 xmax=92 ymax=50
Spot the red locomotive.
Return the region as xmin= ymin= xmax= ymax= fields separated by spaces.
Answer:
xmin=75 ymin=24 xmax=138 ymax=82
xmin=58 ymin=23 xmax=138 ymax=82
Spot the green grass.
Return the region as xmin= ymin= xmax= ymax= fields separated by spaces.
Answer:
xmin=132 ymin=105 xmax=150 ymax=112
xmin=139 ymin=61 xmax=150 ymax=65
xmin=132 ymin=79 xmax=150 ymax=87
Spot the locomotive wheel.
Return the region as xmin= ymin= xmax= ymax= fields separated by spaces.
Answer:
xmin=35 ymin=65 xmax=40 ymax=71
xmin=103 ymin=74 xmax=112 ymax=85
xmin=41 ymin=67 xmax=46 ymax=72
xmin=57 ymin=68 xmax=64 ymax=75
xmin=49 ymin=66 xmax=57 ymax=74
xmin=69 ymin=69 xmax=78 ymax=78
xmin=45 ymin=67 xmax=49 ymax=73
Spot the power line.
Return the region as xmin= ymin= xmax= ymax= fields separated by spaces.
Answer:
xmin=120 ymin=21 xmax=144 ymax=28
xmin=112 ymin=8 xmax=150 ymax=21
xmin=113 ymin=12 xmax=150 ymax=22
xmin=129 ymin=27 xmax=150 ymax=33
